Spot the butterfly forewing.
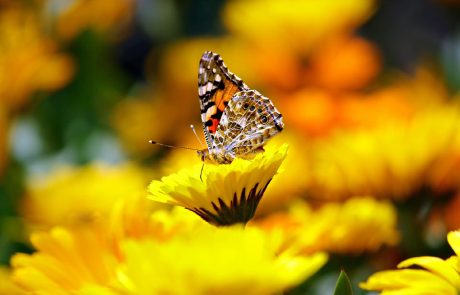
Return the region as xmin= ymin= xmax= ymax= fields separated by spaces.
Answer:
xmin=198 ymin=51 xmax=249 ymax=149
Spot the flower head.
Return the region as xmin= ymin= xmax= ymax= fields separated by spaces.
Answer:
xmin=360 ymin=230 xmax=460 ymax=294
xmin=305 ymin=105 xmax=460 ymax=200
xmin=118 ymin=224 xmax=327 ymax=295
xmin=0 ymin=267 xmax=26 ymax=295
xmin=11 ymin=205 xmax=326 ymax=295
xmin=11 ymin=227 xmax=119 ymax=294
xmin=148 ymin=144 xmax=288 ymax=226
xmin=22 ymin=163 xmax=151 ymax=228
xmin=253 ymin=197 xmax=399 ymax=255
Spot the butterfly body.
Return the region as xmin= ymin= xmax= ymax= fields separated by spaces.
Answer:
xmin=197 ymin=51 xmax=284 ymax=164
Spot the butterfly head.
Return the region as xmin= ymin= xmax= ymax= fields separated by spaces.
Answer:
xmin=197 ymin=149 xmax=208 ymax=162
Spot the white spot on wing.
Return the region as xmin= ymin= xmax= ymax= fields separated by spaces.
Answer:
xmin=206 ymin=81 xmax=215 ymax=92
xmin=206 ymin=106 xmax=217 ymax=118
xmin=199 ymin=85 xmax=207 ymax=96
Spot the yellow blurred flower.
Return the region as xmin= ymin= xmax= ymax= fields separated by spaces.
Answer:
xmin=148 ymin=144 xmax=288 ymax=225
xmin=254 ymin=197 xmax=399 ymax=255
xmin=22 ymin=163 xmax=152 ymax=228
xmin=305 ymin=105 xmax=460 ymax=200
xmin=119 ymin=224 xmax=327 ymax=295
xmin=12 ymin=202 xmax=327 ymax=294
xmin=11 ymin=227 xmax=120 ymax=294
xmin=221 ymin=0 xmax=376 ymax=92
xmin=55 ymin=0 xmax=134 ymax=40
xmin=280 ymin=82 xmax=417 ymax=139
xmin=254 ymin=133 xmax=309 ymax=215
xmin=360 ymin=230 xmax=460 ymax=294
xmin=223 ymin=0 xmax=375 ymax=53
xmin=0 ymin=7 xmax=73 ymax=110
xmin=0 ymin=267 xmax=26 ymax=295
xmin=11 ymin=203 xmax=200 ymax=294
xmin=109 ymin=196 xmax=201 ymax=246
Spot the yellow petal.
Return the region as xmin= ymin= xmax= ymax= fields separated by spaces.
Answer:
xmin=360 ymin=269 xmax=457 ymax=295
xmin=448 ymin=231 xmax=460 ymax=257
xmin=398 ymin=256 xmax=460 ymax=289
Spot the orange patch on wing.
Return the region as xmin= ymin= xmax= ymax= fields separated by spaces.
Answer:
xmin=214 ymin=79 xmax=240 ymax=112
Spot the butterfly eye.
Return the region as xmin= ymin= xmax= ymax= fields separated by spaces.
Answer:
xmin=257 ymin=108 xmax=263 ymax=114
xmin=243 ymin=103 xmax=249 ymax=110
xmin=249 ymin=105 xmax=256 ymax=111
xmin=260 ymin=115 xmax=268 ymax=123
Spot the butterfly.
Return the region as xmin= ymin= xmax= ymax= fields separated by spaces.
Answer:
xmin=197 ymin=51 xmax=284 ymax=164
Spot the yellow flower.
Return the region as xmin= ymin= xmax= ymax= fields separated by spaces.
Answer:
xmin=305 ymin=105 xmax=460 ymax=200
xmin=0 ymin=267 xmax=26 ymax=295
xmin=55 ymin=0 xmax=134 ymax=40
xmin=118 ymin=224 xmax=327 ymax=295
xmin=11 ymin=202 xmax=207 ymax=294
xmin=109 ymin=196 xmax=202 ymax=245
xmin=254 ymin=197 xmax=399 ymax=255
xmin=22 ymin=163 xmax=152 ymax=228
xmin=148 ymin=144 xmax=288 ymax=226
xmin=11 ymin=227 xmax=120 ymax=294
xmin=219 ymin=0 xmax=376 ymax=92
xmin=12 ymin=204 xmax=326 ymax=294
xmin=223 ymin=0 xmax=375 ymax=53
xmin=0 ymin=7 xmax=74 ymax=110
xmin=360 ymin=230 xmax=460 ymax=294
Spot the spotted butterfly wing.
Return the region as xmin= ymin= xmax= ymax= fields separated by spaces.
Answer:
xmin=213 ymin=90 xmax=284 ymax=162
xmin=198 ymin=51 xmax=284 ymax=164
xmin=198 ymin=51 xmax=249 ymax=150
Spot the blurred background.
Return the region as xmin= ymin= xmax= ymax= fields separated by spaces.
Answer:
xmin=2 ymin=0 xmax=460 ymax=293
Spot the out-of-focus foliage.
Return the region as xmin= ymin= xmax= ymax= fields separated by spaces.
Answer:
xmin=2 ymin=0 xmax=460 ymax=294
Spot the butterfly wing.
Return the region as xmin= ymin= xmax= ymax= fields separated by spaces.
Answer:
xmin=213 ymin=90 xmax=284 ymax=156
xmin=198 ymin=51 xmax=249 ymax=151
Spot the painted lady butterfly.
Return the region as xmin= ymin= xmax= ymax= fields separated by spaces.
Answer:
xmin=197 ymin=51 xmax=284 ymax=164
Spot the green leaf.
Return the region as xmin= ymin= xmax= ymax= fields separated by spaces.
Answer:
xmin=333 ymin=270 xmax=353 ymax=295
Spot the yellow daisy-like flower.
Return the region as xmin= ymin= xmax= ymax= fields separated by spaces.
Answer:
xmin=118 ymin=224 xmax=327 ymax=295
xmin=306 ymin=105 xmax=460 ymax=200
xmin=22 ymin=163 xmax=151 ymax=228
xmin=11 ymin=227 xmax=119 ymax=294
xmin=0 ymin=267 xmax=26 ymax=295
xmin=360 ymin=230 xmax=460 ymax=294
xmin=12 ymin=207 xmax=327 ymax=294
xmin=148 ymin=144 xmax=288 ymax=226
xmin=254 ymin=197 xmax=399 ymax=255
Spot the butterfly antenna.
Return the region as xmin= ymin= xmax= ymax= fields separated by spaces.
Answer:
xmin=190 ymin=124 xmax=204 ymax=146
xmin=199 ymin=163 xmax=205 ymax=182
xmin=149 ymin=140 xmax=200 ymax=151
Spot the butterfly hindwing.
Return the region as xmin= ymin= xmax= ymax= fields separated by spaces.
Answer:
xmin=213 ymin=90 xmax=284 ymax=157
xmin=198 ymin=51 xmax=249 ymax=150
